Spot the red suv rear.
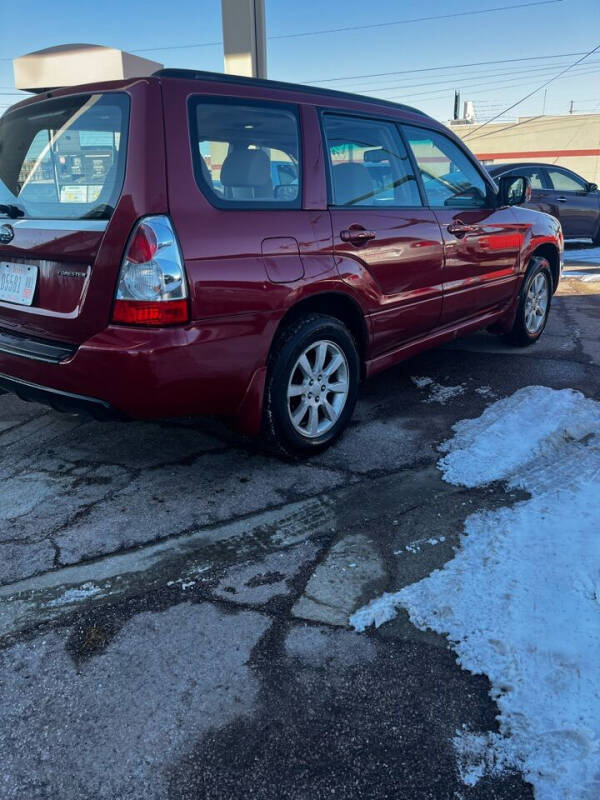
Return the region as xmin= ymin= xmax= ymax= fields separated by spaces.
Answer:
xmin=0 ymin=70 xmax=563 ymax=454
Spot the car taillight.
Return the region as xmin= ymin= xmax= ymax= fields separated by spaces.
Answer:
xmin=112 ymin=216 xmax=189 ymax=326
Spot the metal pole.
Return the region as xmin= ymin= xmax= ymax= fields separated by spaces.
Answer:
xmin=221 ymin=0 xmax=267 ymax=78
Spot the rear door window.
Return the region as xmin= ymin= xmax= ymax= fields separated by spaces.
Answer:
xmin=0 ymin=93 xmax=129 ymax=220
xmin=189 ymin=99 xmax=301 ymax=208
xmin=322 ymin=114 xmax=421 ymax=207
xmin=547 ymin=168 xmax=586 ymax=192
xmin=403 ymin=125 xmax=490 ymax=208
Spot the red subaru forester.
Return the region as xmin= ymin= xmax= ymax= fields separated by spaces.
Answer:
xmin=0 ymin=69 xmax=563 ymax=454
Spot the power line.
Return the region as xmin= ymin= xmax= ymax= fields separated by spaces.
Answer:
xmin=304 ymin=51 xmax=587 ymax=85
xmin=330 ymin=58 xmax=598 ymax=92
xmin=265 ymin=0 xmax=564 ymax=42
xmin=374 ymin=63 xmax=600 ymax=103
xmin=463 ymin=41 xmax=600 ymax=138
xmin=0 ymin=0 xmax=563 ymax=60
xmin=350 ymin=60 xmax=600 ymax=98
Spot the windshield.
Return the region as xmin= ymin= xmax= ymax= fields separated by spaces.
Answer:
xmin=0 ymin=93 xmax=129 ymax=220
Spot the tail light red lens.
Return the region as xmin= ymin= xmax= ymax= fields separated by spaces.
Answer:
xmin=126 ymin=223 xmax=158 ymax=264
xmin=112 ymin=299 xmax=189 ymax=326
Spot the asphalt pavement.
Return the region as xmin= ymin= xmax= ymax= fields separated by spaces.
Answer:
xmin=0 ymin=244 xmax=598 ymax=799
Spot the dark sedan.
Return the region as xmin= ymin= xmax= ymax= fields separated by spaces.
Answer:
xmin=487 ymin=162 xmax=600 ymax=243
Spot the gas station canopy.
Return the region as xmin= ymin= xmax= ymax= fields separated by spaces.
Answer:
xmin=13 ymin=44 xmax=163 ymax=93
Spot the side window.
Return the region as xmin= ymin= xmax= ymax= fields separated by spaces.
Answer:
xmin=189 ymin=100 xmax=301 ymax=207
xmin=509 ymin=166 xmax=546 ymax=190
xmin=547 ymin=169 xmax=585 ymax=192
xmin=322 ymin=114 xmax=421 ymax=208
xmin=403 ymin=125 xmax=489 ymax=208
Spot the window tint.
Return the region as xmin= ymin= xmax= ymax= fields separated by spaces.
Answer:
xmin=189 ymin=100 xmax=300 ymax=207
xmin=507 ymin=166 xmax=546 ymax=190
xmin=403 ymin=126 xmax=488 ymax=208
xmin=0 ymin=93 xmax=128 ymax=220
xmin=547 ymin=168 xmax=585 ymax=192
xmin=322 ymin=114 xmax=421 ymax=208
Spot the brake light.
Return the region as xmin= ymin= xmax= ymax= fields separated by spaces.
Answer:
xmin=127 ymin=223 xmax=158 ymax=264
xmin=112 ymin=298 xmax=189 ymax=326
xmin=112 ymin=215 xmax=189 ymax=327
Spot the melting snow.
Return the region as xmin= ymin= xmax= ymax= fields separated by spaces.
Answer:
xmin=49 ymin=582 xmax=102 ymax=606
xmin=411 ymin=376 xmax=466 ymax=404
xmin=351 ymin=386 xmax=600 ymax=799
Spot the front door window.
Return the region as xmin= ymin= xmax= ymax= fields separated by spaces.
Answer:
xmin=403 ymin=126 xmax=490 ymax=209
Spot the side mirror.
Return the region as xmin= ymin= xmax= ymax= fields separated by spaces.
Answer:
xmin=585 ymin=182 xmax=598 ymax=192
xmin=498 ymin=175 xmax=531 ymax=206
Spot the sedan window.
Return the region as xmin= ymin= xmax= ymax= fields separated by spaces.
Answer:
xmin=547 ymin=169 xmax=586 ymax=192
xmin=506 ymin=167 xmax=546 ymax=190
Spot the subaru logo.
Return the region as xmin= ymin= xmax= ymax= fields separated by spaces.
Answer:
xmin=0 ymin=224 xmax=14 ymax=244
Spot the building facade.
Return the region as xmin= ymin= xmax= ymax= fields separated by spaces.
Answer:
xmin=450 ymin=113 xmax=600 ymax=184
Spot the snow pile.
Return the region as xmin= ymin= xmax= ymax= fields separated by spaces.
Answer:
xmin=438 ymin=385 xmax=600 ymax=488
xmin=350 ymin=386 xmax=600 ymax=799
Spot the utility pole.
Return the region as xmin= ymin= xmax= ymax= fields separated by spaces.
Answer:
xmin=221 ymin=0 xmax=267 ymax=78
xmin=453 ymin=90 xmax=460 ymax=121
xmin=569 ymin=99 xmax=574 ymax=114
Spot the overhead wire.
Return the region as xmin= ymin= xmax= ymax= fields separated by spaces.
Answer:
xmin=462 ymin=41 xmax=600 ymax=138
xmin=0 ymin=1 xmax=565 ymax=61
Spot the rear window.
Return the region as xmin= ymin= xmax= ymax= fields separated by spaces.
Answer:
xmin=189 ymin=98 xmax=301 ymax=208
xmin=0 ymin=93 xmax=129 ymax=220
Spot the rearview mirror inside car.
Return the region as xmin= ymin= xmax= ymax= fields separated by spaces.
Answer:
xmin=498 ymin=175 xmax=531 ymax=206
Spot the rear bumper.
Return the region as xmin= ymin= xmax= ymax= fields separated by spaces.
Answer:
xmin=0 ymin=373 xmax=117 ymax=419
xmin=0 ymin=326 xmax=77 ymax=364
xmin=0 ymin=319 xmax=271 ymax=424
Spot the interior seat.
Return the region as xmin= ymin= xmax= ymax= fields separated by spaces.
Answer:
xmin=220 ymin=148 xmax=273 ymax=200
xmin=332 ymin=162 xmax=375 ymax=205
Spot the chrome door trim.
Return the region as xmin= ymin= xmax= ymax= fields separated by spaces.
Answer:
xmin=7 ymin=219 xmax=109 ymax=232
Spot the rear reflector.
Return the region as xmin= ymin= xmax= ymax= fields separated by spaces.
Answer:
xmin=112 ymin=299 xmax=189 ymax=326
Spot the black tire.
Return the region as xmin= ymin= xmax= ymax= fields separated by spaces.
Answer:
xmin=262 ymin=313 xmax=360 ymax=457
xmin=502 ymin=256 xmax=553 ymax=347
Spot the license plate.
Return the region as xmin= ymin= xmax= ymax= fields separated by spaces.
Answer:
xmin=0 ymin=263 xmax=38 ymax=306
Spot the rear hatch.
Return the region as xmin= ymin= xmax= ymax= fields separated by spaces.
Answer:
xmin=0 ymin=81 xmax=166 ymax=345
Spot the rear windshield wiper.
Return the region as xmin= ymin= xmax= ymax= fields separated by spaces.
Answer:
xmin=0 ymin=203 xmax=25 ymax=219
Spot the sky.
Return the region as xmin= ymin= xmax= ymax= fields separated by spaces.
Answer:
xmin=1 ymin=0 xmax=599 ymax=122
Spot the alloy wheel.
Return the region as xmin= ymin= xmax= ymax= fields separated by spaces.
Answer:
xmin=524 ymin=272 xmax=549 ymax=334
xmin=286 ymin=340 xmax=349 ymax=438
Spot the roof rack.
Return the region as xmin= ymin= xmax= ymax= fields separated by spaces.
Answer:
xmin=153 ymin=68 xmax=427 ymax=117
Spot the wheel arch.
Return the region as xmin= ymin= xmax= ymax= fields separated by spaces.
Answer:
xmin=271 ymin=291 xmax=370 ymax=372
xmin=529 ymin=243 xmax=560 ymax=292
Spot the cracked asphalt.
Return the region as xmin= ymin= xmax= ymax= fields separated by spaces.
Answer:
xmin=0 ymin=245 xmax=598 ymax=799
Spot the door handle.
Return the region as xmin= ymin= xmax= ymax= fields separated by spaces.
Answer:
xmin=340 ymin=228 xmax=376 ymax=244
xmin=447 ymin=221 xmax=480 ymax=238
xmin=556 ymin=196 xmax=568 ymax=203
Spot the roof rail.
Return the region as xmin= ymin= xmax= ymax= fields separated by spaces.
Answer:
xmin=153 ymin=68 xmax=427 ymax=117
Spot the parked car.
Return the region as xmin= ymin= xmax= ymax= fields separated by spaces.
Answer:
xmin=487 ymin=162 xmax=600 ymax=243
xmin=0 ymin=70 xmax=563 ymax=455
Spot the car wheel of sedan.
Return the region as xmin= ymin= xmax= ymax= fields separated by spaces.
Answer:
xmin=263 ymin=313 xmax=360 ymax=456
xmin=503 ymin=256 xmax=552 ymax=347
